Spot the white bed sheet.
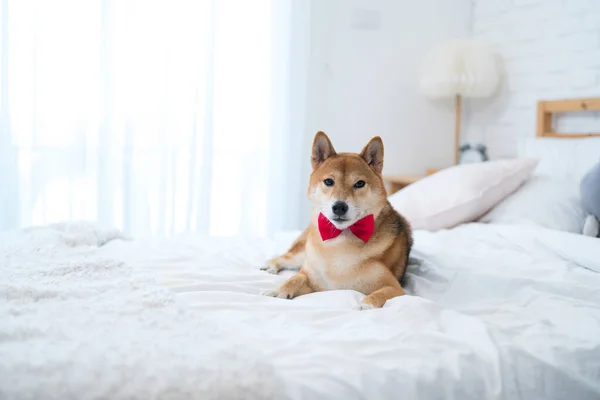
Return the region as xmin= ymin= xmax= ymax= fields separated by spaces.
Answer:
xmin=1 ymin=222 xmax=600 ymax=400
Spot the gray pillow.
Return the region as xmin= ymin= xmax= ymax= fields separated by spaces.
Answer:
xmin=580 ymin=160 xmax=600 ymax=237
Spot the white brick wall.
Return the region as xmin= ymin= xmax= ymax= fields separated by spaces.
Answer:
xmin=464 ymin=0 xmax=600 ymax=159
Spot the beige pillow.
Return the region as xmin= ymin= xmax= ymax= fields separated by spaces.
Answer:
xmin=388 ymin=158 xmax=538 ymax=231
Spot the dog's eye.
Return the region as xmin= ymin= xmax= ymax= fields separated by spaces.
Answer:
xmin=354 ymin=180 xmax=366 ymax=189
xmin=323 ymin=178 xmax=334 ymax=187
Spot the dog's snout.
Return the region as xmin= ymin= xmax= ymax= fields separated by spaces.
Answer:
xmin=331 ymin=201 xmax=349 ymax=216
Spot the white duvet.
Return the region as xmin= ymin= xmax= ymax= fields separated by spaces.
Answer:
xmin=1 ymin=222 xmax=600 ymax=400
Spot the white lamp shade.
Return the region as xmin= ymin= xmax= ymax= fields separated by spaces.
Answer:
xmin=419 ymin=39 xmax=500 ymax=99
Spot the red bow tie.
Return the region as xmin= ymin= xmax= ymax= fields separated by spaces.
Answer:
xmin=318 ymin=213 xmax=375 ymax=242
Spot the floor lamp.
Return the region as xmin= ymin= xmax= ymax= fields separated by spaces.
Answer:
xmin=418 ymin=40 xmax=500 ymax=164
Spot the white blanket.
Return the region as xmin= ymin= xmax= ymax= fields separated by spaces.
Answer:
xmin=1 ymin=222 xmax=600 ymax=400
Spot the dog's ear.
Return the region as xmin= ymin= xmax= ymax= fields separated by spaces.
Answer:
xmin=311 ymin=131 xmax=337 ymax=170
xmin=360 ymin=136 xmax=384 ymax=175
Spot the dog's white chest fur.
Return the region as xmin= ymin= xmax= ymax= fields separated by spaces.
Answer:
xmin=304 ymin=236 xmax=381 ymax=292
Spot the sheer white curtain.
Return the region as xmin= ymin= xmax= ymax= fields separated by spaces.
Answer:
xmin=0 ymin=0 xmax=310 ymax=237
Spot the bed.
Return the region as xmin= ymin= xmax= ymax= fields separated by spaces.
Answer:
xmin=2 ymin=99 xmax=600 ymax=400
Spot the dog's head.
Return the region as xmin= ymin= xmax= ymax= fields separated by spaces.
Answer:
xmin=308 ymin=131 xmax=388 ymax=229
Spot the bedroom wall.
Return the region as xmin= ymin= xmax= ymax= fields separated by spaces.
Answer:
xmin=303 ymin=0 xmax=472 ymax=176
xmin=464 ymin=0 xmax=600 ymax=159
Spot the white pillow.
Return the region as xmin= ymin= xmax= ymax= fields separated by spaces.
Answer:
xmin=388 ymin=158 xmax=537 ymax=231
xmin=518 ymin=137 xmax=600 ymax=180
xmin=479 ymin=176 xmax=586 ymax=234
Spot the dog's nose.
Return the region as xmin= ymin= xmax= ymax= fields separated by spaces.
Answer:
xmin=331 ymin=201 xmax=349 ymax=216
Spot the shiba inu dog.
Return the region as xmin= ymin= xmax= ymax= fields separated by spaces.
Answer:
xmin=261 ymin=131 xmax=413 ymax=310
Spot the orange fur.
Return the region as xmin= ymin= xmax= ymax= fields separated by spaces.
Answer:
xmin=261 ymin=131 xmax=413 ymax=310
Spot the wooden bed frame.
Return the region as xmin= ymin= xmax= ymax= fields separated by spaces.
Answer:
xmin=537 ymin=97 xmax=600 ymax=138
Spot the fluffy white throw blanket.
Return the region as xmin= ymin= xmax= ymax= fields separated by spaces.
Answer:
xmin=0 ymin=223 xmax=282 ymax=400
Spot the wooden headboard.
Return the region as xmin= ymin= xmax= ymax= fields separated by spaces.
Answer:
xmin=536 ymin=97 xmax=600 ymax=138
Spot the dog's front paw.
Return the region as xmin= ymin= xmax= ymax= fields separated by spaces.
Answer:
xmin=352 ymin=303 xmax=376 ymax=311
xmin=260 ymin=258 xmax=283 ymax=274
xmin=260 ymin=264 xmax=281 ymax=274
xmin=259 ymin=289 xmax=294 ymax=299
